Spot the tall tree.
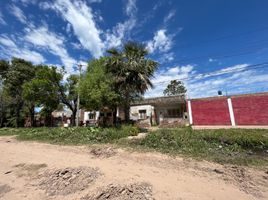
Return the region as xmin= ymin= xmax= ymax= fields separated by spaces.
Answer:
xmin=58 ymin=74 xmax=79 ymax=126
xmin=0 ymin=60 xmax=10 ymax=78
xmin=22 ymin=65 xmax=61 ymax=126
xmin=163 ymin=80 xmax=187 ymax=96
xmin=80 ymin=58 xmax=119 ymax=112
xmin=106 ymin=42 xmax=158 ymax=122
xmin=0 ymin=60 xmax=10 ymax=127
xmin=4 ymin=58 xmax=35 ymax=127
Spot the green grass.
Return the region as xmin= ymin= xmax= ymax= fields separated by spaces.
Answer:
xmin=124 ymin=127 xmax=268 ymax=166
xmin=0 ymin=125 xmax=139 ymax=145
xmin=1 ymin=126 xmax=268 ymax=166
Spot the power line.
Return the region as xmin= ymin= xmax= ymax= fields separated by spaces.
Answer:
xmin=170 ymin=43 xmax=268 ymax=64
xmin=152 ymin=62 xmax=268 ymax=85
xmin=175 ymin=26 xmax=268 ymax=49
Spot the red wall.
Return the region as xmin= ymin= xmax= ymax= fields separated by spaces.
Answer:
xmin=191 ymin=97 xmax=231 ymax=125
xmin=232 ymin=94 xmax=268 ymax=125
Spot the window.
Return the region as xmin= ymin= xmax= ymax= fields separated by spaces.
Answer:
xmin=139 ymin=110 xmax=147 ymax=119
xmin=166 ymin=109 xmax=181 ymax=118
xmin=88 ymin=113 xmax=95 ymax=119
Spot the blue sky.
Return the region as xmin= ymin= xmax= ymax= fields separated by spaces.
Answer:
xmin=1 ymin=0 xmax=268 ymax=98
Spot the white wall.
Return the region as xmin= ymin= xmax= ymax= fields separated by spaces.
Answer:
xmin=83 ymin=111 xmax=99 ymax=122
xmin=130 ymin=105 xmax=153 ymax=120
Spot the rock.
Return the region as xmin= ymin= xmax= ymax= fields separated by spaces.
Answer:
xmin=213 ymin=169 xmax=224 ymax=174
xmin=0 ymin=184 xmax=12 ymax=198
xmin=36 ymin=167 xmax=101 ymax=196
xmin=90 ymin=147 xmax=117 ymax=158
xmin=81 ymin=182 xmax=154 ymax=200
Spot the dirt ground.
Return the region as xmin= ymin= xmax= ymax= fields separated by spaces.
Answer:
xmin=0 ymin=136 xmax=267 ymax=200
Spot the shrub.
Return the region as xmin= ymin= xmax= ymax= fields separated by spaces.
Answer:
xmin=0 ymin=125 xmax=139 ymax=145
xmin=130 ymin=128 xmax=268 ymax=165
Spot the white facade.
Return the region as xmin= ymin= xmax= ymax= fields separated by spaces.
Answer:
xmin=130 ymin=105 xmax=154 ymax=120
xmin=83 ymin=111 xmax=100 ymax=123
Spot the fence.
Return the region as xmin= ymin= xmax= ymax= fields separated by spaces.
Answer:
xmin=187 ymin=92 xmax=268 ymax=126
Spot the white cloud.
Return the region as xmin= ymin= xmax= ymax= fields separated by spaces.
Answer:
xmin=147 ymin=29 xmax=172 ymax=53
xmin=65 ymin=23 xmax=72 ymax=36
xmin=0 ymin=35 xmax=45 ymax=64
xmin=0 ymin=36 xmax=17 ymax=48
xmin=39 ymin=2 xmax=51 ymax=10
xmin=24 ymin=25 xmax=76 ymax=72
xmin=145 ymin=63 xmax=268 ymax=98
xmin=12 ymin=0 xmax=38 ymax=6
xmin=50 ymin=0 xmax=104 ymax=58
xmin=125 ymin=0 xmax=137 ymax=16
xmin=9 ymin=4 xmax=27 ymax=24
xmin=218 ymin=64 xmax=248 ymax=73
xmin=208 ymin=58 xmax=216 ymax=62
xmin=104 ymin=0 xmax=137 ymax=49
xmin=145 ymin=65 xmax=194 ymax=97
xmin=71 ymin=42 xmax=83 ymax=50
xmin=164 ymin=9 xmax=176 ymax=23
xmin=40 ymin=0 xmax=137 ymax=54
xmin=159 ymin=52 xmax=174 ymax=63
xmin=88 ymin=0 xmax=102 ymax=3
xmin=0 ymin=11 xmax=6 ymax=25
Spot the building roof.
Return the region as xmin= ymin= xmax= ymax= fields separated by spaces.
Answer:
xmin=188 ymin=91 xmax=268 ymax=101
xmin=131 ymin=95 xmax=186 ymax=106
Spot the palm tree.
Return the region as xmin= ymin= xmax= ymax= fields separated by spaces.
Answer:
xmin=106 ymin=42 xmax=158 ymax=122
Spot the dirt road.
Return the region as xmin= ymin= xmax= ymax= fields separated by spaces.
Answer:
xmin=0 ymin=136 xmax=267 ymax=200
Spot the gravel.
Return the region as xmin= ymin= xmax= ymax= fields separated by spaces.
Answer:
xmin=37 ymin=167 xmax=101 ymax=196
xmin=82 ymin=182 xmax=154 ymax=200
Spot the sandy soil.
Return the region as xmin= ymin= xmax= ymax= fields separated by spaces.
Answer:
xmin=0 ymin=136 xmax=267 ymax=200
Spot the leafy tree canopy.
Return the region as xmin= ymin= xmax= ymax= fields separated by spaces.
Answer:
xmin=22 ymin=65 xmax=61 ymax=124
xmin=163 ymin=80 xmax=187 ymax=96
xmin=80 ymin=57 xmax=120 ymax=111
xmin=3 ymin=58 xmax=35 ymax=127
xmin=106 ymin=41 xmax=158 ymax=121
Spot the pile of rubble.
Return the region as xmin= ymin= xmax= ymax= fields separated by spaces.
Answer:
xmin=37 ymin=167 xmax=101 ymax=196
xmin=82 ymin=182 xmax=154 ymax=200
xmin=0 ymin=184 xmax=12 ymax=198
xmin=90 ymin=147 xmax=117 ymax=158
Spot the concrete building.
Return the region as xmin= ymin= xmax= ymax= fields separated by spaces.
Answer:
xmin=126 ymin=95 xmax=188 ymax=128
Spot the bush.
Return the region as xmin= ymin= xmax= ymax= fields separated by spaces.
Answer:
xmin=0 ymin=125 xmax=139 ymax=145
xmin=130 ymin=128 xmax=268 ymax=165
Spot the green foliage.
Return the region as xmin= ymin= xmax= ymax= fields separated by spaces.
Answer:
xmin=163 ymin=80 xmax=187 ymax=96
xmin=80 ymin=58 xmax=119 ymax=110
xmin=106 ymin=41 xmax=158 ymax=121
xmin=65 ymin=75 xmax=79 ymax=104
xmin=128 ymin=128 xmax=268 ymax=166
xmin=0 ymin=60 xmax=10 ymax=79
xmin=1 ymin=126 xmax=267 ymax=166
xmin=22 ymin=65 xmax=61 ymax=114
xmin=58 ymin=74 xmax=79 ymax=125
xmin=3 ymin=58 xmax=35 ymax=127
xmin=0 ymin=125 xmax=139 ymax=144
xmin=5 ymin=58 xmax=35 ymax=97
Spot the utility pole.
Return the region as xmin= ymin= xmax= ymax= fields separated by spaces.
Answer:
xmin=76 ymin=64 xmax=82 ymax=127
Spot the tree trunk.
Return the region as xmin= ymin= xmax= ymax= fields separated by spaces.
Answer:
xmin=0 ymin=98 xmax=4 ymax=128
xmin=28 ymin=105 xmax=35 ymax=127
xmin=0 ymin=112 xmax=4 ymax=127
xmin=0 ymin=95 xmax=3 ymax=127
xmin=124 ymin=103 xmax=130 ymax=123
xmin=124 ymin=91 xmax=130 ymax=123
xmin=112 ymin=107 xmax=117 ymax=126
xmin=15 ymin=104 xmax=21 ymax=128
xmin=71 ymin=108 xmax=76 ymax=126
xmin=44 ymin=110 xmax=53 ymax=127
